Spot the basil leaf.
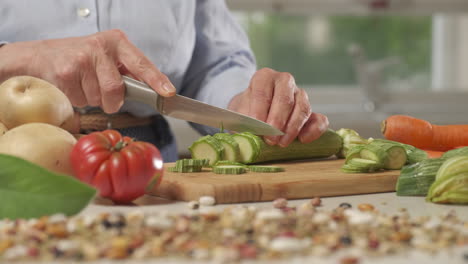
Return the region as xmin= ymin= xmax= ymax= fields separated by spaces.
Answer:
xmin=0 ymin=154 xmax=96 ymax=219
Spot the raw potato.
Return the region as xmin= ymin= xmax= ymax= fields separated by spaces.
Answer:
xmin=0 ymin=123 xmax=77 ymax=175
xmin=0 ymin=76 xmax=74 ymax=129
xmin=0 ymin=122 xmax=7 ymax=136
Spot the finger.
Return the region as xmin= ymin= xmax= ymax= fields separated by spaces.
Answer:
xmin=80 ymin=67 xmax=102 ymax=107
xmin=52 ymin=64 xmax=87 ymax=107
xmin=277 ymin=89 xmax=311 ymax=147
xmin=95 ymin=48 xmax=125 ymax=113
xmin=117 ymin=62 xmax=138 ymax=80
xmin=298 ymin=112 xmax=329 ymax=143
xmin=248 ymin=68 xmax=275 ymax=122
xmin=109 ymin=30 xmax=176 ymax=97
xmin=263 ymin=72 xmax=296 ymax=145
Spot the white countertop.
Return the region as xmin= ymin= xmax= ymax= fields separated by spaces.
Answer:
xmin=78 ymin=192 xmax=468 ymax=264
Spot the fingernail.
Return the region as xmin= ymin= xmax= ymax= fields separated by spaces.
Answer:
xmin=266 ymin=136 xmax=279 ymax=145
xmin=278 ymin=135 xmax=292 ymax=148
xmin=319 ymin=123 xmax=328 ymax=133
xmin=265 ymin=138 xmax=276 ymax=145
xmin=162 ymin=83 xmax=176 ymax=95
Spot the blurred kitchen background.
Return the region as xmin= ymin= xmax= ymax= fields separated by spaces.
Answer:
xmin=168 ymin=0 xmax=468 ymax=157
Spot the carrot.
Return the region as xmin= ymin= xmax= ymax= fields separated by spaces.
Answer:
xmin=381 ymin=115 xmax=468 ymax=152
xmin=423 ymin=150 xmax=444 ymax=159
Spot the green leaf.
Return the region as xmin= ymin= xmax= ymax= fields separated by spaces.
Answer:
xmin=0 ymin=154 xmax=96 ymax=219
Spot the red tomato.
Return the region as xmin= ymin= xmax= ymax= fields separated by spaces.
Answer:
xmin=70 ymin=130 xmax=164 ymax=203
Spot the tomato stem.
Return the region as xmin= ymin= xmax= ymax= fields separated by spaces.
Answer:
xmin=112 ymin=141 xmax=127 ymax=151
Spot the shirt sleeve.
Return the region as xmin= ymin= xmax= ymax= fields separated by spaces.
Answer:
xmin=180 ymin=0 xmax=257 ymax=135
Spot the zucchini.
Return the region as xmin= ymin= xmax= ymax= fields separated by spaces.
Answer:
xmin=213 ymin=165 xmax=246 ymax=174
xmin=231 ymin=133 xmax=259 ymax=163
xmin=396 ymin=158 xmax=446 ymax=196
xmin=344 ymin=145 xmax=366 ymax=163
xmin=342 ymin=158 xmax=382 ymax=173
xmin=367 ymin=142 xmax=407 ymax=170
xmin=190 ymin=130 xmax=341 ymax=166
xmin=427 ymin=172 xmax=468 ymax=204
xmin=168 ymin=166 xmax=202 ymax=173
xmin=213 ymin=133 xmax=241 ymax=162
xmin=176 ymin=159 xmax=209 ymax=167
xmin=426 ymin=155 xmax=468 ymax=204
xmin=442 ymin=147 xmax=468 ymax=159
xmin=370 ymin=139 xmax=427 ymax=164
xmin=430 ymin=190 xmax=468 ymax=204
xmin=188 ymin=135 xmax=224 ymax=166
xmin=240 ymin=129 xmax=342 ymax=164
xmin=435 ymin=155 xmax=468 ymax=180
xmin=168 ymin=167 xmax=178 ymax=172
xmin=359 ymin=144 xmax=387 ymax=167
xmin=336 ymin=128 xmax=369 ymax=158
xmin=248 ymin=165 xmax=284 ymax=173
xmin=214 ymin=160 xmax=248 ymax=167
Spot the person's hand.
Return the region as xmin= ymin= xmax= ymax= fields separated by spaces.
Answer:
xmin=0 ymin=29 xmax=176 ymax=113
xmin=228 ymin=68 xmax=329 ymax=147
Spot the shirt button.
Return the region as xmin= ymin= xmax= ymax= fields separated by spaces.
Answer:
xmin=77 ymin=7 xmax=91 ymax=18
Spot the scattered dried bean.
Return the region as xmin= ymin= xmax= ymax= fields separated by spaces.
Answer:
xmin=0 ymin=200 xmax=466 ymax=262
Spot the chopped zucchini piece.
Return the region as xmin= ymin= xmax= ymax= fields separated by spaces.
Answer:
xmin=168 ymin=167 xmax=178 ymax=172
xmin=368 ymin=142 xmax=407 ymax=170
xmin=344 ymin=145 xmax=366 ymax=164
xmin=370 ymin=139 xmax=427 ymax=164
xmin=359 ymin=144 xmax=387 ymax=167
xmin=336 ymin=128 xmax=369 ymax=158
xmin=231 ymin=133 xmax=259 ymax=163
xmin=214 ymin=160 xmax=247 ymax=167
xmin=176 ymin=159 xmax=209 ymax=167
xmin=342 ymin=158 xmax=382 ymax=173
xmin=213 ymin=165 xmax=246 ymax=174
xmin=213 ymin=133 xmax=241 ymax=162
xmin=248 ymin=165 xmax=284 ymax=173
xmin=167 ymin=165 xmax=203 ymax=173
xmin=188 ymin=135 xmax=224 ymax=166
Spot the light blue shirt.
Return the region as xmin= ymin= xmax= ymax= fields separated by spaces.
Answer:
xmin=1 ymin=0 xmax=256 ymax=136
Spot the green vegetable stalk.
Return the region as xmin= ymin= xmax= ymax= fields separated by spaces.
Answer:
xmin=426 ymin=155 xmax=468 ymax=204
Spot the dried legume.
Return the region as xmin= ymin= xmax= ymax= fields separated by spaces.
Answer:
xmin=0 ymin=201 xmax=466 ymax=262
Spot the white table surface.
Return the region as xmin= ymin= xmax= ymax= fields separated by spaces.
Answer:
xmin=75 ymin=192 xmax=468 ymax=264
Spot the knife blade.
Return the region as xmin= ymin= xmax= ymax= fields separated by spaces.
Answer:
xmin=123 ymin=76 xmax=284 ymax=136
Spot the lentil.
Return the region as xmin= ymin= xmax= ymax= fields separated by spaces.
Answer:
xmin=311 ymin=197 xmax=322 ymax=207
xmin=272 ymin=198 xmax=288 ymax=209
xmin=339 ymin=202 xmax=352 ymax=209
xmin=357 ymin=203 xmax=375 ymax=212
xmin=340 ymin=236 xmax=353 ymax=246
xmin=0 ymin=202 xmax=467 ymax=262
xmin=187 ymin=200 xmax=200 ymax=210
xmin=340 ymin=256 xmax=360 ymax=264
xmin=199 ymin=196 xmax=216 ymax=206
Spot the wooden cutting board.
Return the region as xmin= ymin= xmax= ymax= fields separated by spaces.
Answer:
xmin=150 ymin=159 xmax=400 ymax=204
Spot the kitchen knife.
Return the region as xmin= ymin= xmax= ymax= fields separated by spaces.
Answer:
xmin=123 ymin=76 xmax=284 ymax=136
